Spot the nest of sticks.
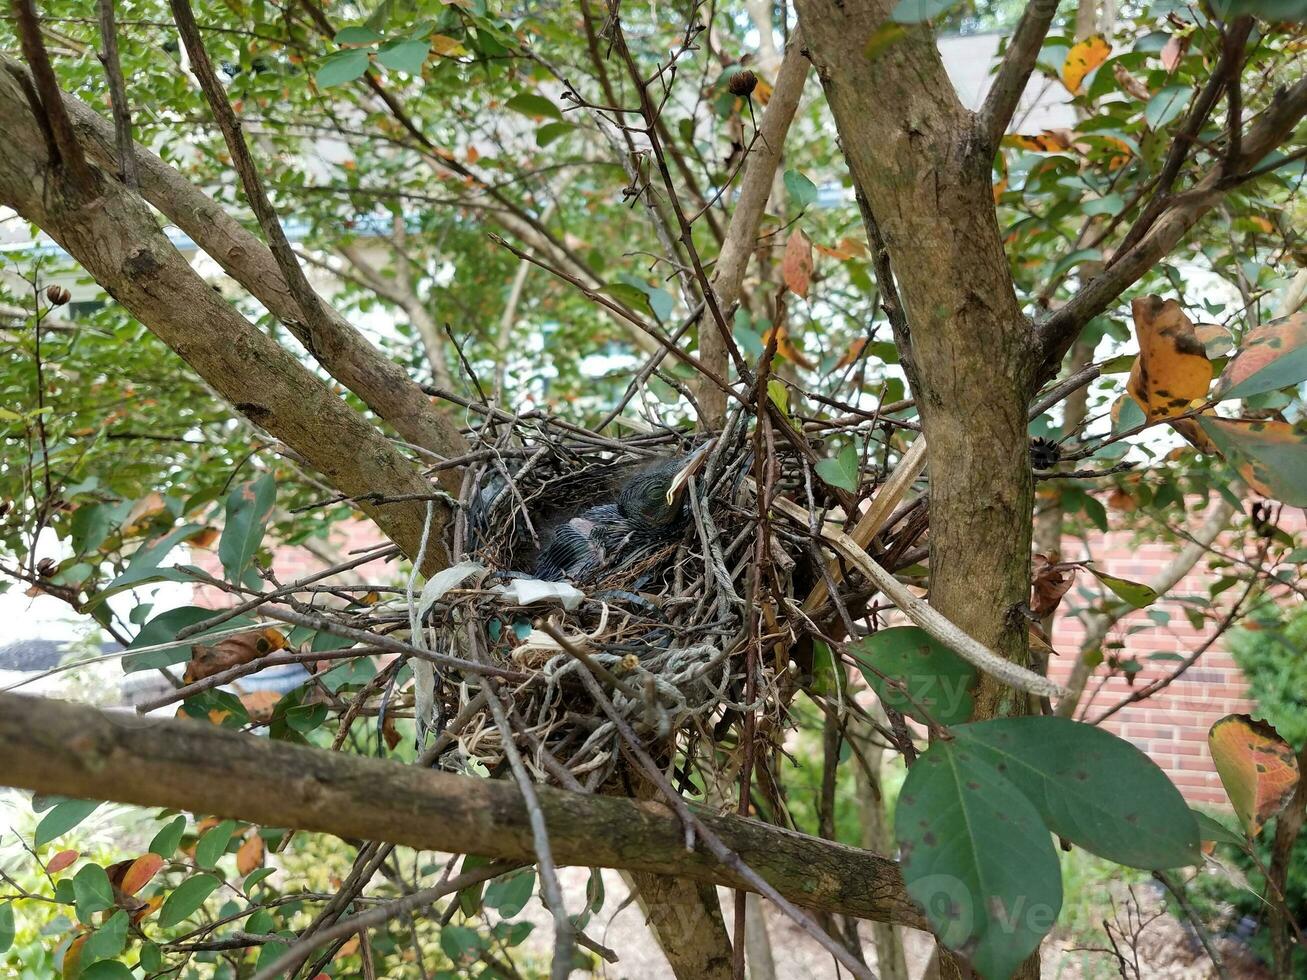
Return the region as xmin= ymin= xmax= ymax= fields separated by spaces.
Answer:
xmin=398 ymin=401 xmax=815 ymax=795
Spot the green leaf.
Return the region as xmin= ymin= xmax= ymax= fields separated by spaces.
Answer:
xmin=890 ymin=0 xmax=960 ymax=23
xmin=376 ymin=39 xmax=429 ymax=74
xmin=72 ymin=864 xmax=114 ymax=924
xmin=194 ymin=820 xmax=237 ymax=869
xmin=506 ymin=93 xmax=562 ymax=121
xmin=896 ymin=740 xmax=1062 ymax=980
xmin=149 ymin=815 xmax=187 ymax=857
xmin=316 ymin=48 xmax=370 ymax=87
xmin=0 ymin=902 xmax=14 ymax=954
xmin=1198 ymin=417 xmax=1307 ymax=507
xmin=243 ymin=867 xmax=277 ymax=891
xmin=955 ymin=717 xmax=1203 ymax=869
xmin=80 ymin=964 xmax=134 ymax=980
xmin=484 ymin=869 xmax=535 ymax=917
xmin=70 ymin=503 xmax=113 ymax=556
xmin=35 ymin=799 xmax=101 ymax=846
xmin=81 ymin=909 xmax=128 ymax=965
xmin=138 ymin=942 xmax=163 ymax=972
xmin=809 ymin=639 xmax=839 ymax=697
xmin=536 ymin=121 xmax=573 ymax=147
xmin=1193 ymin=810 xmax=1245 ymax=845
xmin=158 ymin=873 xmax=221 ymax=928
xmin=219 ymin=473 xmax=275 ymax=585
xmin=1081 ymin=194 xmax=1124 ymax=217
xmin=815 ymin=444 xmax=861 ymax=492
xmin=850 ymin=626 xmax=977 ymax=726
xmin=92 ymin=523 xmax=207 ymax=605
xmin=1145 ymin=85 xmax=1189 ymax=130
xmin=1208 ymin=0 xmax=1307 ymax=21
xmin=783 ymin=170 xmax=818 ymax=209
xmin=334 ymin=25 xmax=382 ymax=45
xmin=1090 ymin=568 xmax=1158 ymax=608
xmin=440 ymin=924 xmax=487 ymax=965
xmin=1049 ymin=248 xmax=1103 ymax=281
xmin=1214 ymin=311 xmax=1307 ymax=401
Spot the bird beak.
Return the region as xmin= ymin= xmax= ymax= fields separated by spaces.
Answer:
xmin=665 ymin=442 xmax=712 ymax=505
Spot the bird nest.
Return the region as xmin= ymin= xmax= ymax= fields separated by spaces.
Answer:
xmin=405 ymin=405 xmax=800 ymax=792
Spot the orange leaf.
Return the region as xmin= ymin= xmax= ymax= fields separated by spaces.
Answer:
xmin=124 ymin=492 xmax=167 ymax=533
xmin=1209 ymin=714 xmax=1300 ymax=837
xmin=1169 ymin=415 xmax=1219 ymax=455
xmin=761 ymin=325 xmax=816 ymax=370
xmin=835 ymin=337 xmax=867 ymax=369
xmin=189 ymin=526 xmax=220 ymax=549
xmin=1003 ymin=130 xmax=1074 ymax=153
xmin=781 ymin=228 xmax=813 ymax=299
xmin=132 ymin=894 xmax=164 ymax=924
xmin=1126 ymin=296 xmax=1212 ymax=422
xmin=120 ymin=853 xmax=164 ymax=896
xmin=1062 ymin=35 xmax=1110 ymax=94
xmin=185 ymin=628 xmax=289 ymax=683
xmin=47 ymin=849 xmax=79 ymax=874
xmin=237 ymin=833 xmax=266 ymax=875
xmin=337 ymin=935 xmax=361 ymax=957
xmin=430 ymin=33 xmax=468 ymax=57
xmin=63 ymin=934 xmax=88 ymax=979
xmin=240 ymin=690 xmax=282 ymax=725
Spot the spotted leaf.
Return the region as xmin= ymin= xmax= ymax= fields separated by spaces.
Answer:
xmin=1126 ymin=296 xmax=1212 ymax=422
xmin=1214 ymin=311 xmax=1307 ymax=402
xmin=1197 ymin=416 xmax=1307 ymax=506
xmin=1209 ymin=714 xmax=1300 ymax=837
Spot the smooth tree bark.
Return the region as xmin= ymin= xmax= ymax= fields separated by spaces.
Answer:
xmin=0 ymin=692 xmax=926 ymax=929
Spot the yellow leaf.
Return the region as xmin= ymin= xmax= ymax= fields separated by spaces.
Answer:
xmin=430 ymin=34 xmax=468 ymax=57
xmin=1126 ymin=296 xmax=1212 ymax=422
xmin=1062 ymin=35 xmax=1111 ymax=94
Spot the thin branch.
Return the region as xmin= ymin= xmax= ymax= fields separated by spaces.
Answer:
xmin=771 ymin=493 xmax=1066 ymax=698
xmin=8 ymin=0 xmax=95 ymax=194
xmin=978 ymin=0 xmax=1062 ymax=150
xmin=95 ymin=0 xmax=137 ymax=188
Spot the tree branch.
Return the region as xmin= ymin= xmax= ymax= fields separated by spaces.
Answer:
xmin=0 ymin=66 xmax=446 ymax=567
xmin=15 ymin=56 xmax=468 ymax=474
xmin=977 ymin=0 xmax=1062 ymax=150
xmin=1037 ymin=71 xmax=1307 ymax=374
xmin=700 ymin=28 xmax=811 ymax=425
xmin=0 ymin=691 xmax=925 ymax=929
xmin=95 ymin=0 xmax=137 ymax=188
xmin=7 ymin=0 xmax=94 ymax=195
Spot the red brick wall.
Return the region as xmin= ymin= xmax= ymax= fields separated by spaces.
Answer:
xmin=1046 ymin=531 xmax=1257 ymax=806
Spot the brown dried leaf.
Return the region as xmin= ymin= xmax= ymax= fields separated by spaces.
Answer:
xmin=1113 ymin=63 xmax=1151 ymax=101
xmin=1030 ymin=553 xmax=1079 ymax=618
xmin=184 ymin=628 xmax=289 ymax=683
xmin=781 ymin=228 xmax=813 ymax=299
